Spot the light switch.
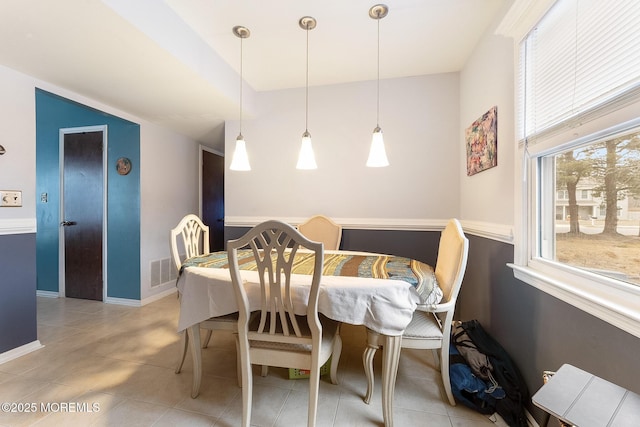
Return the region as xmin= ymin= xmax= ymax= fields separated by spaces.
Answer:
xmin=0 ymin=190 xmax=22 ymax=207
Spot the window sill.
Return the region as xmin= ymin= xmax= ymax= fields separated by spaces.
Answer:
xmin=508 ymin=260 xmax=640 ymax=339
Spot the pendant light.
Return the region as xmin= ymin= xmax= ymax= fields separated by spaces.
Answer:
xmin=230 ymin=25 xmax=251 ymax=171
xmin=296 ymin=16 xmax=318 ymax=170
xmin=367 ymin=4 xmax=390 ymax=167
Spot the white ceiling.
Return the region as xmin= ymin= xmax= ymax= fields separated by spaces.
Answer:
xmin=0 ymin=0 xmax=505 ymax=152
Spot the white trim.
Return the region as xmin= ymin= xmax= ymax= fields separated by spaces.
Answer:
xmin=0 ymin=340 xmax=43 ymax=365
xmin=460 ymin=220 xmax=514 ymax=244
xmin=140 ymin=287 xmax=177 ymax=306
xmin=526 ymin=409 xmax=540 ymax=427
xmin=225 ymin=216 xmax=446 ymax=231
xmin=224 ymin=216 xmax=514 ymax=242
xmin=104 ymin=297 xmax=141 ymax=307
xmin=495 ymin=0 xmax=556 ymax=41
xmin=0 ymin=218 xmax=37 ymax=235
xmin=509 ymin=262 xmax=640 ymax=339
xmin=36 ymin=290 xmax=60 ymax=298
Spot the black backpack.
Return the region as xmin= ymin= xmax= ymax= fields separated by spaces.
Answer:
xmin=456 ymin=320 xmax=529 ymax=427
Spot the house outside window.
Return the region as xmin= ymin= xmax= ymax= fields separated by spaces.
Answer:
xmin=504 ymin=0 xmax=640 ymax=338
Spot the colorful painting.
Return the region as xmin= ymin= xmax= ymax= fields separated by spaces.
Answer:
xmin=466 ymin=106 xmax=497 ymax=176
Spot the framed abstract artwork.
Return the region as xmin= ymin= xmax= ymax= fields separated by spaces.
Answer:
xmin=466 ymin=106 xmax=497 ymax=176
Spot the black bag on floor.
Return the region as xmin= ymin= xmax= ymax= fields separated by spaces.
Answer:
xmin=449 ymin=343 xmax=499 ymax=415
xmin=457 ymin=320 xmax=529 ymax=427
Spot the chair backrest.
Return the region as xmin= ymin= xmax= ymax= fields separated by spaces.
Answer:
xmin=227 ymin=220 xmax=324 ymax=344
xmin=297 ymin=214 xmax=342 ymax=250
xmin=435 ymin=218 xmax=469 ymax=304
xmin=170 ymin=214 xmax=210 ymax=270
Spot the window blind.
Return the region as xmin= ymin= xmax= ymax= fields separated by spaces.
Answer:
xmin=519 ymin=0 xmax=640 ymax=142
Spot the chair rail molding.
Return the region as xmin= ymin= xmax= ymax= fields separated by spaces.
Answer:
xmin=0 ymin=218 xmax=37 ymax=235
xmin=225 ymin=217 xmax=513 ymax=243
xmin=459 ymin=220 xmax=514 ymax=244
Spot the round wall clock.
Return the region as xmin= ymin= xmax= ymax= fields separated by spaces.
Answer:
xmin=116 ymin=157 xmax=132 ymax=175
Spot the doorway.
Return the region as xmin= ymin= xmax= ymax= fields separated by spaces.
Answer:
xmin=201 ymin=149 xmax=224 ymax=251
xmin=59 ymin=126 xmax=107 ymax=301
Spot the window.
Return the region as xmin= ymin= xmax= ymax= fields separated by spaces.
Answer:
xmin=510 ymin=0 xmax=640 ymax=338
xmin=540 ymin=128 xmax=640 ymax=286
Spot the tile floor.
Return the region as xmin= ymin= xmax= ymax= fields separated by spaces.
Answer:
xmin=0 ymin=295 xmax=506 ymax=426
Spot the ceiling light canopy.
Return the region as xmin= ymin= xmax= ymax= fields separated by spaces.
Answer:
xmin=296 ymin=16 xmax=318 ymax=170
xmin=367 ymin=4 xmax=390 ymax=168
xmin=230 ymin=25 xmax=251 ymax=171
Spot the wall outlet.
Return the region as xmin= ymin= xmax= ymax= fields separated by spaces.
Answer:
xmin=0 ymin=190 xmax=22 ymax=207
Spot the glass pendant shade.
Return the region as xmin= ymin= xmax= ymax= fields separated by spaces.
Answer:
xmin=296 ymin=130 xmax=317 ymax=169
xmin=367 ymin=126 xmax=389 ymax=167
xmin=230 ymin=134 xmax=250 ymax=171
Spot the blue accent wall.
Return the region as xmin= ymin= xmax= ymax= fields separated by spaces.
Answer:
xmin=35 ymin=89 xmax=141 ymax=300
xmin=0 ymin=233 xmax=37 ymax=353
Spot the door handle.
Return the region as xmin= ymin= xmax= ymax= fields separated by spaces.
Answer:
xmin=61 ymin=221 xmax=77 ymax=226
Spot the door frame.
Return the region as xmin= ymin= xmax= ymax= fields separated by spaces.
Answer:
xmin=58 ymin=125 xmax=108 ymax=301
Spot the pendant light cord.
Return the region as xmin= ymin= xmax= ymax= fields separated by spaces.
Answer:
xmin=239 ymin=36 xmax=243 ymax=136
xmin=305 ymin=23 xmax=309 ymax=132
xmin=376 ymin=14 xmax=380 ymax=128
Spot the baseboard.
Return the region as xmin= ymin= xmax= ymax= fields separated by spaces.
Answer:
xmin=140 ymin=287 xmax=177 ymax=306
xmin=0 ymin=340 xmax=44 ymax=365
xmin=104 ymin=297 xmax=141 ymax=307
xmin=36 ymin=290 xmax=60 ymax=298
xmin=486 ymin=410 xmax=539 ymax=427
xmin=526 ymin=408 xmax=541 ymax=427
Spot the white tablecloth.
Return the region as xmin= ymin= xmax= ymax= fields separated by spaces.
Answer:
xmin=177 ymin=265 xmax=420 ymax=336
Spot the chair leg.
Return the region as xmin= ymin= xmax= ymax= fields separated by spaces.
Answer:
xmin=308 ymin=361 xmax=321 ymax=427
xmin=432 ymin=349 xmax=440 ymax=370
xmin=188 ymin=325 xmax=203 ymax=398
xmin=440 ymin=345 xmax=455 ymax=406
xmin=175 ymin=330 xmax=188 ymax=374
xmin=239 ymin=343 xmax=253 ymax=427
xmin=363 ymin=343 xmax=379 ymax=404
xmin=329 ymin=333 xmax=342 ymax=385
xmin=364 ymin=329 xmax=385 ymax=404
xmin=234 ymin=335 xmax=242 ymax=387
xmin=202 ymin=330 xmax=213 ymax=349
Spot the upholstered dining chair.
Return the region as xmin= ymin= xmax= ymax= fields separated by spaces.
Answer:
xmin=297 ymin=214 xmax=342 ymax=250
xmin=171 ymin=214 xmax=240 ymax=396
xmin=363 ymin=218 xmax=469 ymax=406
xmin=228 ymin=220 xmax=342 ymax=427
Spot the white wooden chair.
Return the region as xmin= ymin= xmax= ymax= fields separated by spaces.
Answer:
xmin=297 ymin=214 xmax=342 ymax=250
xmin=363 ymin=218 xmax=469 ymax=406
xmin=228 ymin=220 xmax=342 ymax=427
xmin=171 ymin=214 xmax=240 ymax=397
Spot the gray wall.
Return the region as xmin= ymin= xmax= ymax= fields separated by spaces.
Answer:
xmin=458 ymin=234 xmax=640 ymax=423
xmin=0 ymin=233 xmax=37 ymax=353
xmin=226 ymin=225 xmax=640 ymax=424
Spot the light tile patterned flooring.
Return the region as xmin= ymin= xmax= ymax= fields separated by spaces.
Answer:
xmin=0 ymin=295 xmax=505 ymax=426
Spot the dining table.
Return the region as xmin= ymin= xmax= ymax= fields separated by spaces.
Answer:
xmin=176 ymin=249 xmax=434 ymax=427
